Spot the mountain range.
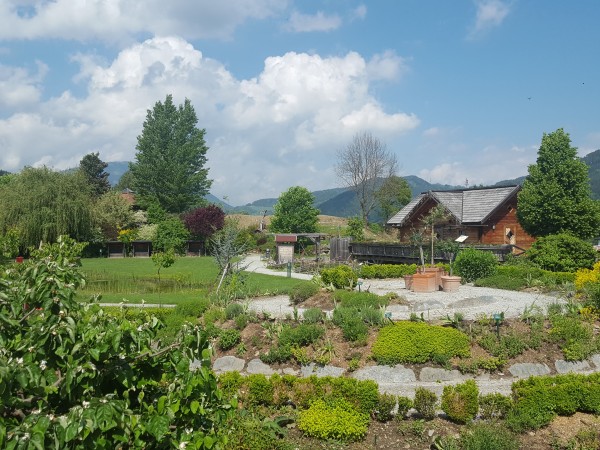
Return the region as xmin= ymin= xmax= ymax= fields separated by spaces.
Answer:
xmin=99 ymin=148 xmax=600 ymax=218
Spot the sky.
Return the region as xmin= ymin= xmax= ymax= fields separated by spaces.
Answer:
xmin=1 ymin=0 xmax=599 ymax=205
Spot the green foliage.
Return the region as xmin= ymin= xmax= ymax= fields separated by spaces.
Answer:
xmin=526 ymin=232 xmax=596 ymax=272
xmin=210 ymin=220 xmax=251 ymax=276
xmin=478 ymin=393 xmax=513 ymax=420
xmin=260 ymin=345 xmax=292 ymax=364
xmin=0 ymin=166 xmax=95 ymax=248
xmin=79 ymin=151 xmax=110 ymax=197
xmin=517 ymin=128 xmax=600 ymax=239
xmin=478 ymin=331 xmax=529 ymax=359
xmin=373 ymin=393 xmax=397 ymax=422
xmin=372 ymin=322 xmax=470 ymax=365
xmin=337 ymin=315 xmax=369 ymax=342
xmin=94 ymin=191 xmax=136 ymax=240
xmin=0 ymin=239 xmax=234 ymax=448
xmin=289 ymin=282 xmax=319 ymax=304
xmin=174 ymin=297 xmax=211 ymax=317
xmin=413 ymin=387 xmax=438 ymax=420
xmin=359 ymin=263 xmax=418 ymax=279
xmin=226 ymin=416 xmax=293 ymax=450
xmin=269 ymin=186 xmax=319 ymax=233
xmin=441 ymin=380 xmax=479 ymax=424
xmin=0 ymin=228 xmax=21 ymax=259
xmin=332 ymin=290 xmax=389 ymax=308
xmin=460 ymin=422 xmax=519 ymax=450
xmin=219 ymin=328 xmax=241 ymax=351
xmin=151 ymin=249 xmax=176 ymax=283
xmin=153 ymin=217 xmax=190 ymax=254
xmin=396 ymin=396 xmax=413 ymax=419
xmin=130 ymin=94 xmax=211 ymax=213
xmin=225 ymin=302 xmax=245 ymax=320
xmin=375 ymin=175 xmax=412 ymax=222
xmin=302 ymin=307 xmax=325 ymax=324
xmin=297 ymin=398 xmax=369 ymax=442
xmin=507 ymin=373 xmax=600 ymax=432
xmin=278 ymin=323 xmax=325 ymax=348
xmin=549 ymin=314 xmax=598 ymax=361
xmin=475 ymin=264 xmax=575 ymax=290
xmin=245 ymin=374 xmax=274 ymax=407
xmin=320 ymin=265 xmax=358 ymax=289
xmin=454 ymin=247 xmax=498 ymax=282
xmin=345 ymin=216 xmax=365 ymax=241
xmin=218 ymin=371 xmax=244 ymax=398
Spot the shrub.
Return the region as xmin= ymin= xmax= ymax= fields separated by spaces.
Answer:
xmin=359 ymin=263 xmax=418 ymax=279
xmin=260 ymin=345 xmax=292 ymax=364
xmin=218 ymin=328 xmax=241 ymax=351
xmin=333 ymin=290 xmax=389 ymax=308
xmin=245 ymin=374 xmax=274 ymax=407
xmin=454 ymin=247 xmax=498 ymax=282
xmin=320 ymin=265 xmax=358 ymax=289
xmin=278 ymin=323 xmax=325 ymax=348
xmin=174 ymin=297 xmax=211 ymax=317
xmin=460 ymin=422 xmax=519 ymax=450
xmin=413 ymin=387 xmax=437 ymax=420
xmin=302 ymin=307 xmax=325 ymax=324
xmin=289 ymin=282 xmax=319 ymax=304
xmin=373 ymin=393 xmax=397 ymax=422
xmin=297 ymin=398 xmax=369 ymax=442
xmin=549 ymin=314 xmax=597 ymax=361
xmin=339 ymin=316 xmax=369 ymax=343
xmin=372 ymin=322 xmax=470 ymax=365
xmin=234 ymin=313 xmax=249 ymax=330
xmin=526 ymin=233 xmax=597 ymax=273
xmin=345 ymin=217 xmax=365 ymax=241
xmin=218 ymin=371 xmax=244 ymax=397
xmin=226 ymin=417 xmax=294 ymax=450
xmin=396 ymin=396 xmax=413 ymax=419
xmin=225 ymin=302 xmax=244 ymax=320
xmin=478 ymin=393 xmax=512 ymax=420
xmin=441 ymin=380 xmax=479 ymax=423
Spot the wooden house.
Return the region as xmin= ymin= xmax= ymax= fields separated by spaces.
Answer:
xmin=386 ymin=185 xmax=535 ymax=250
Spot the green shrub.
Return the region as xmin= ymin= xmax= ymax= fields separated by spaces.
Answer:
xmin=320 ymin=265 xmax=358 ymax=289
xmin=476 ymin=265 xmax=576 ymax=291
xmin=289 ymin=282 xmax=319 ymax=304
xmin=174 ymin=297 xmax=211 ymax=317
xmin=345 ymin=217 xmax=365 ymax=241
xmin=226 ymin=417 xmax=294 ymax=450
xmin=234 ymin=313 xmax=249 ymax=330
xmin=218 ymin=371 xmax=244 ymax=397
xmin=278 ymin=323 xmax=325 ymax=348
xmin=526 ymin=232 xmax=596 ymax=272
xmin=460 ymin=422 xmax=519 ymax=450
xmin=549 ymin=314 xmax=597 ymax=361
xmin=441 ymin=380 xmax=479 ymax=423
xmin=478 ymin=393 xmax=513 ymax=420
xmin=359 ymin=263 xmax=418 ymax=279
xmin=372 ymin=322 xmax=470 ymax=365
xmin=245 ymin=374 xmax=274 ymax=407
xmin=340 ymin=316 xmax=369 ymax=343
xmin=454 ymin=247 xmax=498 ymax=282
xmin=302 ymin=307 xmax=325 ymax=324
xmin=260 ymin=345 xmax=292 ymax=364
xmin=297 ymin=398 xmax=369 ymax=442
xmin=218 ymin=328 xmax=241 ymax=351
xmin=333 ymin=290 xmax=389 ymax=308
xmin=413 ymin=387 xmax=437 ymax=420
xmin=225 ymin=302 xmax=244 ymax=320
xmin=478 ymin=332 xmax=529 ymax=359
xmin=396 ymin=396 xmax=413 ymax=419
xmin=373 ymin=393 xmax=397 ymax=422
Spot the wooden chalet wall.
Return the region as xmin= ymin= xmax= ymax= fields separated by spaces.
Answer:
xmin=480 ymin=200 xmax=535 ymax=249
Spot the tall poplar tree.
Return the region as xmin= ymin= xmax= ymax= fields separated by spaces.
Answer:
xmin=130 ymin=95 xmax=211 ymax=213
xmin=517 ymin=128 xmax=600 ymax=239
xmin=79 ymin=152 xmax=110 ymax=197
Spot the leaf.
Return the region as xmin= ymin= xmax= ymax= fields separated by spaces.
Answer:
xmin=203 ymin=435 xmax=215 ymax=449
xmin=64 ymin=421 xmax=80 ymax=442
xmin=157 ymin=395 xmax=166 ymax=414
xmin=145 ymin=415 xmax=170 ymax=441
xmin=190 ymin=400 xmax=199 ymax=414
xmin=89 ymin=348 xmax=100 ymax=361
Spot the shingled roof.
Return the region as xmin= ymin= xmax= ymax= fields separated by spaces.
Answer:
xmin=387 ymin=185 xmax=520 ymax=227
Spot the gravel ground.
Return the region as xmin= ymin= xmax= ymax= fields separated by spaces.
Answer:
xmin=242 ymin=254 xmax=566 ymax=321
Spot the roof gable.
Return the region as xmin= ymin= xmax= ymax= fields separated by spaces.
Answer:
xmin=387 ymin=185 xmax=520 ymax=227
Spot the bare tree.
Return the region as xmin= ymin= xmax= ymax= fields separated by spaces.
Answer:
xmin=336 ymin=132 xmax=398 ymax=223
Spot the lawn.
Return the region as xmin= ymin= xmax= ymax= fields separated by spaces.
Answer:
xmin=78 ymin=256 xmax=311 ymax=304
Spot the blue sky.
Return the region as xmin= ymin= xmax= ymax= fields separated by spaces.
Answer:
xmin=1 ymin=0 xmax=599 ymax=205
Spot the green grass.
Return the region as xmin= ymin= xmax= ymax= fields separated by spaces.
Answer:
xmin=78 ymin=256 xmax=312 ymax=305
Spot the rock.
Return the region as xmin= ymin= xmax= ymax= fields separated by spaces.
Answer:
xmin=246 ymin=358 xmax=277 ymax=375
xmin=300 ymin=363 xmax=345 ymax=378
xmin=555 ymin=360 xmax=591 ymax=374
xmin=508 ymin=363 xmax=551 ymax=378
xmin=352 ymin=365 xmax=416 ymax=383
xmin=589 ymin=353 xmax=600 ymax=369
xmin=419 ymin=367 xmax=464 ymax=382
xmin=213 ymin=356 xmax=246 ymax=374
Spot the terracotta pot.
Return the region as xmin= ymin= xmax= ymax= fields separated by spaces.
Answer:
xmin=441 ymin=275 xmax=462 ymax=292
xmin=403 ymin=275 xmax=413 ymax=290
xmin=412 ymin=272 xmax=437 ymax=293
xmin=423 ymin=267 xmax=443 ymax=290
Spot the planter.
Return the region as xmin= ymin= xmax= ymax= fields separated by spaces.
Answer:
xmin=423 ymin=267 xmax=443 ymax=290
xmin=412 ymin=272 xmax=437 ymax=293
xmin=403 ymin=275 xmax=413 ymax=290
xmin=441 ymin=275 xmax=462 ymax=293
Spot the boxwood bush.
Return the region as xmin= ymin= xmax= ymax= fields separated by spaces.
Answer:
xmin=441 ymin=380 xmax=479 ymax=423
xmin=454 ymin=247 xmax=498 ymax=282
xmin=297 ymin=398 xmax=369 ymax=442
xmin=320 ymin=265 xmax=358 ymax=289
xmin=359 ymin=263 xmax=418 ymax=279
xmin=476 ymin=265 xmax=575 ymax=291
xmin=526 ymin=232 xmax=596 ymax=272
xmin=332 ymin=290 xmax=389 ymax=308
xmin=372 ymin=321 xmax=470 ymax=364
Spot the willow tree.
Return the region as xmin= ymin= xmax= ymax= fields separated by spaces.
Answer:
xmin=0 ymin=167 xmax=95 ymax=248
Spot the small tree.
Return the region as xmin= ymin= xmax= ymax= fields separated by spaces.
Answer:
xmin=79 ymin=152 xmax=110 ymax=197
xmin=345 ymin=217 xmax=365 ymax=241
xmin=152 ymin=249 xmax=176 ymax=305
xmin=183 ymin=205 xmax=226 ymax=243
xmin=153 ymin=217 xmax=190 ymax=254
xmin=270 ymin=186 xmax=319 ymax=234
xmin=375 ymin=175 xmax=412 ymax=223
xmin=421 ymin=205 xmax=448 ymax=265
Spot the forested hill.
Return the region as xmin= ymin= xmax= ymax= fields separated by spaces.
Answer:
xmin=582 ymin=149 xmax=600 ymax=200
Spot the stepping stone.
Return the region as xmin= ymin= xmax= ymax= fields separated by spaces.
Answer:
xmin=300 ymin=363 xmax=345 ymax=378
xmin=508 ymin=363 xmax=551 ymax=378
xmin=555 ymin=360 xmax=591 ymax=374
xmin=352 ymin=365 xmax=416 ymax=383
xmin=213 ymin=356 xmax=245 ymax=374
xmin=589 ymin=354 xmax=600 ymax=369
xmin=412 ymin=300 xmax=444 ymax=311
xmin=419 ymin=367 xmax=465 ymax=382
xmin=282 ymin=367 xmax=300 ymax=376
xmin=246 ymin=358 xmax=277 ymax=375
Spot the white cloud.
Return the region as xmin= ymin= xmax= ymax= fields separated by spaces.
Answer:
xmin=351 ymin=5 xmax=367 ymax=21
xmin=285 ymin=10 xmax=342 ymax=33
xmin=0 ymin=60 xmax=47 ymax=109
xmin=0 ymin=0 xmax=288 ymax=41
xmin=0 ymin=37 xmax=419 ymax=204
xmin=468 ymin=0 xmax=511 ymax=39
xmin=367 ymin=50 xmax=409 ymax=81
